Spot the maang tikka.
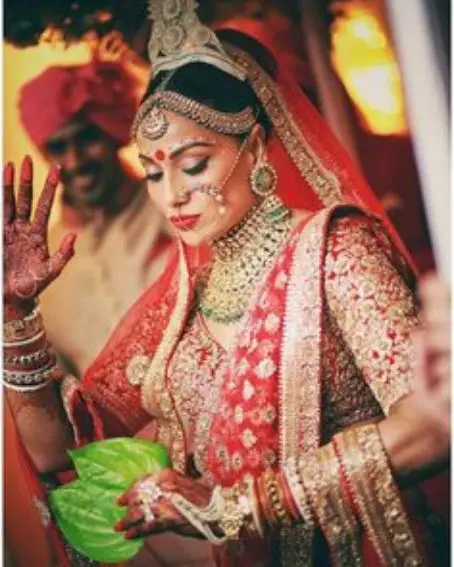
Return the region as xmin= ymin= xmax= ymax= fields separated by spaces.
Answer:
xmin=141 ymin=106 xmax=169 ymax=140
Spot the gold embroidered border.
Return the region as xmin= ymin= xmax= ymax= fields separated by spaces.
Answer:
xmin=282 ymin=457 xmax=314 ymax=527
xmin=303 ymin=444 xmax=363 ymax=567
xmin=193 ymin=357 xmax=228 ymax=479
xmin=141 ymin=241 xmax=191 ymax=472
xmin=337 ymin=425 xmax=424 ymax=567
xmin=277 ymin=208 xmax=335 ymax=567
xmin=280 ymin=208 xmax=335 ymax=461
xmin=226 ymin=44 xmax=342 ymax=207
xmin=336 ymin=427 xmax=392 ymax=564
xmin=357 ymin=424 xmax=424 ymax=566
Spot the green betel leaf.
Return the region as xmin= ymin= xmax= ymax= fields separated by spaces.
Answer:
xmin=49 ymin=438 xmax=172 ymax=563
xmin=69 ymin=438 xmax=172 ymax=489
xmin=49 ymin=481 xmax=143 ymax=563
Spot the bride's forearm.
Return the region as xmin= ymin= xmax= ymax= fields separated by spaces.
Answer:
xmin=240 ymin=410 xmax=448 ymax=559
xmin=378 ymin=395 xmax=450 ymax=487
xmin=207 ymin=415 xmax=443 ymax=563
xmin=4 ymin=302 xmax=75 ymax=473
xmin=6 ymin=384 xmax=75 ymax=473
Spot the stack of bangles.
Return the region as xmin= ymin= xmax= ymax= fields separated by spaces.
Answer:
xmin=3 ymin=302 xmax=59 ymax=392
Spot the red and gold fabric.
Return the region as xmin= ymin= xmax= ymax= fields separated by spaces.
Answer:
xmin=13 ymin=19 xmax=448 ymax=567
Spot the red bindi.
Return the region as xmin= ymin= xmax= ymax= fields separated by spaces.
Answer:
xmin=155 ymin=149 xmax=166 ymax=161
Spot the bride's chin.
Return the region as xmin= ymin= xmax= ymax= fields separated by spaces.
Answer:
xmin=181 ymin=214 xmax=233 ymax=246
xmin=178 ymin=227 xmax=210 ymax=247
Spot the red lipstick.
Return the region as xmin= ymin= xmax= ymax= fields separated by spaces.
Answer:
xmin=169 ymin=214 xmax=201 ymax=231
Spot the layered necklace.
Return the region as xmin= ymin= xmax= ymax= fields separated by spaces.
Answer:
xmin=196 ymin=195 xmax=293 ymax=324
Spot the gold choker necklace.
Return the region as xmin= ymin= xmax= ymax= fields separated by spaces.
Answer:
xmin=196 ymin=196 xmax=292 ymax=324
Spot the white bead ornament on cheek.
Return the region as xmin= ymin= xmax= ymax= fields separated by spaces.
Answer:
xmin=185 ymin=182 xmax=227 ymax=215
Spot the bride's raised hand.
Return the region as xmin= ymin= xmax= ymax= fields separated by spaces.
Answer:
xmin=3 ymin=156 xmax=76 ymax=316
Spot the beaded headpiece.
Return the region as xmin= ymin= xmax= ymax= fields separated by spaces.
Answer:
xmin=147 ymin=0 xmax=247 ymax=82
xmin=132 ymin=90 xmax=256 ymax=138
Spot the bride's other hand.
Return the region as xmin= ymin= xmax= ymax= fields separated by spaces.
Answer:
xmin=116 ymin=469 xmax=213 ymax=540
xmin=413 ymin=274 xmax=451 ymax=435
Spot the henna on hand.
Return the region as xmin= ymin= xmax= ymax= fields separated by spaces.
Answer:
xmin=116 ymin=469 xmax=212 ymax=539
xmin=3 ymin=157 xmax=77 ymax=316
xmin=16 ymin=155 xmax=33 ymax=222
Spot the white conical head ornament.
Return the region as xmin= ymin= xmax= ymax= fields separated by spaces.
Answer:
xmin=147 ymin=0 xmax=247 ymax=81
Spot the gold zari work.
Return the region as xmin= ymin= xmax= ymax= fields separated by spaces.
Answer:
xmin=298 ymin=446 xmax=363 ymax=567
xmin=335 ymin=424 xmax=424 ymax=567
xmin=225 ymin=44 xmax=343 ymax=207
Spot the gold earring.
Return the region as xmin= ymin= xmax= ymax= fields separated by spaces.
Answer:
xmin=250 ymin=155 xmax=277 ymax=198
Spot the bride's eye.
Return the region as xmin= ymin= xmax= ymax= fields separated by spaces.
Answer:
xmin=183 ymin=157 xmax=209 ymax=176
xmin=145 ymin=171 xmax=163 ymax=183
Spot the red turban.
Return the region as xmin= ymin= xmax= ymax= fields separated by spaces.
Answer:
xmin=18 ymin=60 xmax=139 ymax=148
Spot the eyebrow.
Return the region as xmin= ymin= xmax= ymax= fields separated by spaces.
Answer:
xmin=138 ymin=140 xmax=215 ymax=164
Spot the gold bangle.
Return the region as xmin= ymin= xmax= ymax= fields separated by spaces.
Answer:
xmin=257 ymin=472 xmax=275 ymax=527
xmin=244 ymin=475 xmax=265 ymax=538
xmin=4 ymin=304 xmax=43 ymax=344
xmin=263 ymin=468 xmax=291 ymax=527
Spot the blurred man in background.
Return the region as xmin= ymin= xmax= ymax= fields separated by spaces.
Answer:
xmin=18 ymin=58 xmax=173 ymax=376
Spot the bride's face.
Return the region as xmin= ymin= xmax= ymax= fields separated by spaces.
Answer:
xmin=136 ymin=109 xmax=263 ymax=247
